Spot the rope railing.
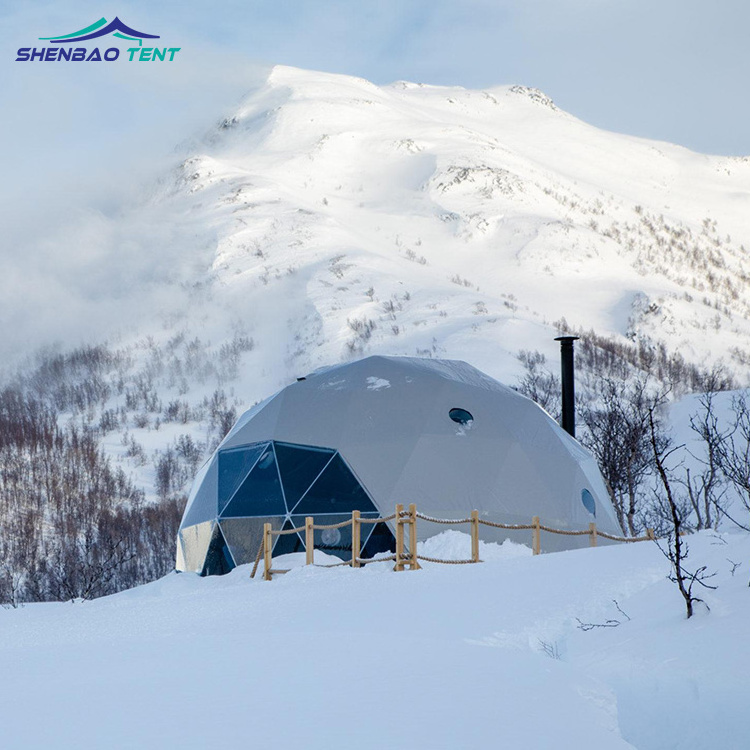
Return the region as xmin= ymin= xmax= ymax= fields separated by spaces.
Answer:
xmin=249 ymin=537 xmax=265 ymax=579
xmin=275 ymin=525 xmax=306 ymax=535
xmin=597 ymin=529 xmax=654 ymax=542
xmin=360 ymin=513 xmax=397 ymax=524
xmin=356 ymin=553 xmax=398 ymax=564
xmin=311 ymin=519 xmax=354 ymax=530
xmin=478 ymin=519 xmax=535 ymax=530
xmin=538 ymin=526 xmax=591 ymax=536
xmin=416 ymin=555 xmax=475 ymax=565
xmin=415 ymin=512 xmax=472 ymax=525
xmin=259 ymin=504 xmax=656 ymax=580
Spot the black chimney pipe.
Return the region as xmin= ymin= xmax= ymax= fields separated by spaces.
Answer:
xmin=554 ymin=335 xmax=580 ymax=438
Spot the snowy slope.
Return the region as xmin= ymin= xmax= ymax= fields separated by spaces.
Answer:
xmin=6 ymin=64 xmax=749 ymax=510
xmin=5 ymin=63 xmax=750 ymax=560
xmin=9 ymin=64 xmax=750 ymax=403
xmin=149 ymin=64 xmax=750 ymax=404
xmin=2 ymin=530 xmax=748 ymax=749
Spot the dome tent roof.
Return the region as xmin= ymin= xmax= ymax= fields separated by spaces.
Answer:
xmin=177 ymin=355 xmax=620 ymax=573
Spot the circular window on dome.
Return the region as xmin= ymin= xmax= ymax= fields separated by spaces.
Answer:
xmin=581 ymin=488 xmax=596 ymax=516
xmin=449 ymin=407 xmax=474 ymax=426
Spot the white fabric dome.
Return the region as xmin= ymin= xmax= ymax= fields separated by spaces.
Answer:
xmin=177 ymin=355 xmax=619 ymax=573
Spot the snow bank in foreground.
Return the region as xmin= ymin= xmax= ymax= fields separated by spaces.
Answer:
xmin=418 ymin=529 xmax=532 ymax=562
xmin=0 ymin=530 xmax=748 ymax=749
xmin=272 ymin=530 xmax=531 ymax=571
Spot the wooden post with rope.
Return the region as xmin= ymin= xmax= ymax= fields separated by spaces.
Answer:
xmin=352 ymin=510 xmax=361 ymax=568
xmin=589 ymin=521 xmax=598 ymax=548
xmin=470 ymin=510 xmax=479 ymax=563
xmin=263 ymin=522 xmax=273 ymax=581
xmin=532 ymin=516 xmax=541 ymax=556
xmin=305 ymin=517 xmax=314 ymax=565
xmin=408 ymin=503 xmax=421 ymax=570
xmin=394 ymin=503 xmax=405 ymax=571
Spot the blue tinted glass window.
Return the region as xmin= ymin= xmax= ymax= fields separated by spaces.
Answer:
xmin=360 ymin=519 xmax=396 ymax=559
xmin=291 ymin=453 xmax=378 ymax=516
xmin=220 ymin=446 xmax=286 ymax=518
xmin=218 ymin=443 xmax=266 ymax=512
xmin=201 ymin=524 xmax=235 ymax=576
xmin=272 ymin=519 xmax=305 ymax=556
xmin=290 ymin=512 xmax=379 ymax=562
xmin=220 ymin=517 xmax=283 ymax=567
xmin=275 ymin=442 xmax=335 ymax=511
xmin=581 ymin=488 xmax=596 ymax=516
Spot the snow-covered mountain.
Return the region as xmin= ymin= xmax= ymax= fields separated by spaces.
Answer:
xmin=149 ymin=64 xmax=750 ymax=400
xmin=4 ymin=64 xmax=750 ymax=577
xmin=9 ymin=64 xmax=750 ymax=400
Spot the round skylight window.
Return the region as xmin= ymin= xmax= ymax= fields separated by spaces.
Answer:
xmin=449 ymin=407 xmax=474 ymax=425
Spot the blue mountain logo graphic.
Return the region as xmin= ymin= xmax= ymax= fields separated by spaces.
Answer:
xmin=40 ymin=17 xmax=159 ymax=46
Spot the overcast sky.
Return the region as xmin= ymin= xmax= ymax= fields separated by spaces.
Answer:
xmin=4 ymin=1 xmax=750 ymax=160
xmin=1 ymin=0 xmax=748 ymax=363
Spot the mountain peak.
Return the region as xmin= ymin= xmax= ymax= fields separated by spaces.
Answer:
xmin=175 ymin=66 xmax=750 ymax=392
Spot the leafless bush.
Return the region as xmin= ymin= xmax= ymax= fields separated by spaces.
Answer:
xmin=516 ymin=351 xmax=560 ymax=422
xmin=346 ymin=317 xmax=376 ymax=354
xmin=647 ymin=404 xmax=716 ymax=619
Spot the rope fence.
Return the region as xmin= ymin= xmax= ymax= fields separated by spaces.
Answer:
xmin=255 ymin=503 xmax=657 ymax=580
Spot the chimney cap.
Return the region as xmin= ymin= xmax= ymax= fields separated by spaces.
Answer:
xmin=554 ymin=335 xmax=580 ymax=343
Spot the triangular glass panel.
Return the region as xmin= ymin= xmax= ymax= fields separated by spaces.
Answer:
xmin=274 ymin=442 xmax=335 ymax=512
xmin=220 ymin=446 xmax=286 ymax=518
xmin=291 ymin=453 xmax=378 ymax=516
xmin=272 ymin=518 xmax=305 ymax=557
xmin=182 ymin=457 xmax=219 ymax=527
xmin=219 ymin=516 xmax=284 ymax=567
xmin=175 ymin=533 xmax=187 ymax=571
xmin=290 ymin=512 xmax=379 ymax=562
xmin=179 ymin=521 xmax=214 ymax=573
xmin=201 ymin=523 xmax=235 ymax=576
xmin=357 ymin=514 xmax=380 ymax=552
xmin=218 ymin=443 xmax=267 ymax=512
xmin=360 ymin=519 xmax=396 ymax=559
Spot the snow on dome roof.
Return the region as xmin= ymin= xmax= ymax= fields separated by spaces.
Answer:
xmin=303 ymin=355 xmax=519 ymax=392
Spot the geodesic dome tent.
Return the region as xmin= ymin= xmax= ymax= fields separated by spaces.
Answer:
xmin=176 ymin=355 xmax=621 ymax=575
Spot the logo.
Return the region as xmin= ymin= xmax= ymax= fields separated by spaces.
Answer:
xmin=16 ymin=17 xmax=180 ymax=62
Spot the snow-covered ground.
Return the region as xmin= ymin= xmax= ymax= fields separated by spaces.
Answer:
xmin=2 ymin=529 xmax=747 ymax=749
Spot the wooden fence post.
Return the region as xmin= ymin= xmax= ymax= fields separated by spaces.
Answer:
xmin=532 ymin=516 xmax=541 ymax=556
xmin=352 ymin=510 xmax=361 ymax=568
xmin=589 ymin=522 xmax=597 ymax=548
xmin=263 ymin=523 xmax=273 ymax=581
xmin=394 ymin=503 xmax=405 ymax=571
xmin=305 ymin=517 xmax=314 ymax=565
xmin=471 ymin=510 xmax=479 ymax=563
xmin=408 ymin=503 xmax=421 ymax=570
xmin=646 ymin=528 xmax=655 ymax=541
